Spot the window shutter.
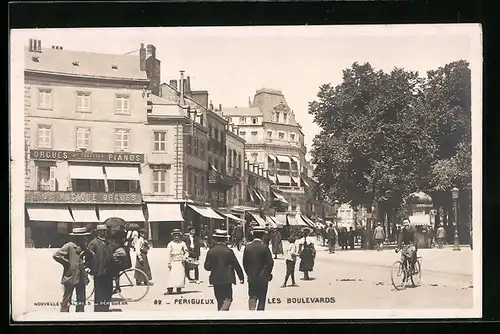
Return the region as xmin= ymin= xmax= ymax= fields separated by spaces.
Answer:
xmin=49 ymin=166 xmax=56 ymax=191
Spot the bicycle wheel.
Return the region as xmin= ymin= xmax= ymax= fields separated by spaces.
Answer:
xmin=114 ymin=268 xmax=150 ymax=302
xmin=410 ymin=259 xmax=422 ymax=287
xmin=71 ymin=278 xmax=95 ymax=303
xmin=391 ymin=261 xmax=406 ymax=290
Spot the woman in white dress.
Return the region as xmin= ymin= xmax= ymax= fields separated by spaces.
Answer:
xmin=165 ymin=229 xmax=189 ymax=294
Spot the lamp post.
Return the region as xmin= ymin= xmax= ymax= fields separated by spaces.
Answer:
xmin=451 ymin=187 xmax=460 ymax=251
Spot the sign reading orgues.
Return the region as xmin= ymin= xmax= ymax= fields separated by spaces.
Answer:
xmin=30 ymin=149 xmax=145 ymax=163
xmin=25 ymin=191 xmax=142 ymax=204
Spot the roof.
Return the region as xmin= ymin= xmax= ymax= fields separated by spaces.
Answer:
xmin=150 ymin=94 xmax=172 ymax=105
xmin=25 ymin=46 xmax=148 ymax=81
xmin=222 ymin=107 xmax=262 ymax=117
xmin=252 ymin=88 xmax=298 ymax=125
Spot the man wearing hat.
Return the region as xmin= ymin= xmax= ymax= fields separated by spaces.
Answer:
xmin=231 ymin=223 xmax=244 ymax=251
xmin=243 ymin=227 xmax=274 ymax=311
xmin=436 ymin=223 xmax=446 ymax=249
xmin=373 ymin=222 xmax=385 ymax=251
xmin=165 ymin=229 xmax=189 ymax=294
xmin=53 ymin=227 xmax=92 ymax=312
xmin=87 ymin=224 xmax=114 ymax=312
xmin=184 ymin=228 xmax=202 ymax=284
xmin=397 ymin=219 xmax=419 ymax=274
xmin=204 ymin=229 xmax=244 ymax=311
xmin=135 ymin=228 xmax=153 ymax=286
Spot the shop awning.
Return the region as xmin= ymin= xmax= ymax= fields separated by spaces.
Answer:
xmin=99 ymin=206 xmax=145 ymax=222
xmin=252 ymin=189 xmax=263 ymax=202
xmin=276 ymin=174 xmax=291 ymax=184
xmin=147 ymin=203 xmax=184 ymax=222
xmin=249 ymin=212 xmax=267 ymax=227
xmin=408 ymin=215 xmax=431 ymax=226
xmin=265 ymin=215 xmax=278 ymax=228
xmin=69 ymin=165 xmax=105 ymax=180
xmin=291 ymin=176 xmax=300 ymax=185
xmin=105 ymin=166 xmax=140 ymax=181
xmin=267 ymin=154 xmax=276 ymax=161
xmin=288 ymin=215 xmax=308 ymax=226
xmin=210 ymin=164 xmax=218 ymax=172
xmin=188 ymin=204 xmax=224 ymax=220
xmin=71 ymin=206 xmax=99 ymax=222
xmin=27 ymin=206 xmax=74 ymax=222
xmin=221 ymin=212 xmax=245 ymax=222
xmin=276 ymin=155 xmax=291 ymax=163
xmin=271 ymin=191 xmax=288 ymax=204
xmin=273 ymin=215 xmax=287 ymax=226
xmin=300 ymin=215 xmax=316 ymax=228
xmin=230 ymin=206 xmax=258 ymax=213
xmin=256 ymin=189 xmax=266 ymax=202
xmin=301 ymin=177 xmax=310 ymax=188
xmin=247 ymin=188 xmax=255 ymax=202
xmin=290 ymin=156 xmax=298 ymax=163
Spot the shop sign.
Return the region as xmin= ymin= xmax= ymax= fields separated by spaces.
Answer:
xmin=25 ymin=191 xmax=142 ymax=204
xmin=30 ymin=149 xmax=144 ymax=163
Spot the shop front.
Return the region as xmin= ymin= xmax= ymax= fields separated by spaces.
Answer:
xmin=146 ymin=202 xmax=185 ymax=247
xmin=187 ymin=203 xmax=225 ymax=246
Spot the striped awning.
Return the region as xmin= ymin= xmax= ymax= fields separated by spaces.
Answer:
xmin=249 ymin=212 xmax=266 ymax=227
xmin=276 ymin=155 xmax=291 ymax=163
xmin=276 ymin=174 xmax=291 ymax=184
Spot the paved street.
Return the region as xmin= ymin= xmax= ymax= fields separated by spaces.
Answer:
xmin=24 ymin=242 xmax=474 ymax=313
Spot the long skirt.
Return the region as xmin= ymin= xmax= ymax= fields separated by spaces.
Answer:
xmin=299 ymin=251 xmax=315 ymax=272
xmin=134 ymin=253 xmax=152 ymax=281
xmin=166 ymin=260 xmax=186 ymax=289
xmin=272 ymin=241 xmax=284 ymax=255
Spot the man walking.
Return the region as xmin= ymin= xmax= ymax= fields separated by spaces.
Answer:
xmin=185 ymin=228 xmax=202 ymax=284
xmin=243 ymin=227 xmax=274 ymax=311
xmin=281 ymin=236 xmax=299 ymax=288
xmin=348 ymin=227 xmax=355 ymax=250
xmin=204 ymin=229 xmax=245 ymax=311
xmin=87 ymin=224 xmax=114 ymax=312
xmin=53 ymin=227 xmax=92 ymax=312
xmin=436 ymin=224 xmax=446 ymax=249
xmin=232 ymin=223 xmax=244 ymax=251
xmin=373 ymin=223 xmax=385 ymax=251
xmin=326 ymin=223 xmax=337 ymax=254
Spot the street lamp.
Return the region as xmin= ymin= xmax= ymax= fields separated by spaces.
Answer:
xmin=451 ymin=187 xmax=460 ymax=251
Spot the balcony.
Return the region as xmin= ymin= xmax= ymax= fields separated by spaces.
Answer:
xmin=208 ymin=139 xmax=224 ymax=155
xmin=272 ymin=185 xmax=305 ymax=195
xmin=208 ymin=169 xmax=239 ymax=189
xmin=226 ymin=167 xmax=242 ymax=179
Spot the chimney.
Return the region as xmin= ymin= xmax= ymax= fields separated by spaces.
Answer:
xmin=169 ymin=80 xmax=178 ymax=90
xmin=219 ymin=104 xmax=222 ymax=111
xmin=139 ymin=43 xmax=146 ymax=71
xmin=248 ymin=97 xmax=252 ymax=106
xmin=28 ymin=39 xmax=33 ymax=51
xmin=146 ymin=44 xmax=156 ymax=59
xmin=209 ymin=101 xmax=214 ymax=111
xmin=190 ymin=91 xmax=209 ymax=109
xmin=29 ymin=39 xmax=42 ymax=52
xmin=186 ymin=76 xmax=191 ymax=93
xmin=179 ymin=70 xmax=185 ymax=105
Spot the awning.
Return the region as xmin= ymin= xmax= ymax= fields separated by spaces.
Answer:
xmin=249 ymin=213 xmax=266 ymax=227
xmin=230 ymin=206 xmax=258 ymax=213
xmin=291 ymin=176 xmax=300 ymax=185
xmin=71 ymin=206 xmax=99 ymax=222
xmin=273 ymin=215 xmax=287 ymax=225
xmin=276 ymin=174 xmax=291 ymax=184
xmin=265 ymin=215 xmax=278 ymax=228
xmin=247 ymin=188 xmax=255 ymax=202
xmin=210 ymin=164 xmax=218 ymax=172
xmin=27 ymin=206 xmax=74 ymax=222
xmin=276 ymin=155 xmax=291 ymax=163
xmin=267 ymin=154 xmax=276 ymax=161
xmin=408 ymin=215 xmax=431 ymax=226
xmin=288 ymin=215 xmax=308 ymax=226
xmin=69 ymin=165 xmax=105 ymax=180
xmin=256 ymin=189 xmax=266 ymax=202
xmin=188 ymin=204 xmax=224 ymax=220
xmin=290 ymin=156 xmax=298 ymax=163
xmin=301 ymin=177 xmax=310 ymax=188
xmin=271 ymin=191 xmax=288 ymax=204
xmin=300 ymin=215 xmax=316 ymax=228
xmin=147 ymin=203 xmax=184 ymax=222
xmin=105 ymin=166 xmax=140 ymax=180
xmin=99 ymin=206 xmax=145 ymax=222
xmin=252 ymin=189 xmax=264 ymax=202
xmin=221 ymin=212 xmax=245 ymax=222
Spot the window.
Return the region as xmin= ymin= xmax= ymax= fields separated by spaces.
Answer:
xmin=283 ymin=113 xmax=288 ymax=124
xmin=72 ymin=179 xmax=105 ymax=192
xmin=275 ymin=112 xmax=280 ymax=123
xmin=37 ymin=125 xmax=52 ymax=148
xmin=208 ymin=124 xmax=213 ymax=138
xmin=201 ymin=175 xmax=205 ymax=196
xmin=239 ymin=131 xmax=246 ymax=136
xmin=187 ymin=136 xmax=192 ymax=155
xmin=116 ymin=95 xmax=130 ymax=114
xmin=107 ymin=180 xmax=139 ymax=193
xmin=38 ymin=89 xmax=52 ymax=109
xmin=76 ymin=92 xmax=91 ymax=112
xmin=194 ymin=175 xmax=199 ymax=196
xmin=240 ymin=117 xmax=246 ymax=124
xmin=278 ymin=132 xmax=285 ymax=140
xmin=154 ymin=131 xmax=167 ymax=152
xmin=194 ymin=138 xmax=199 ymax=157
xmin=227 ymin=117 xmax=232 ymax=124
xmin=153 ymin=169 xmax=168 ymax=194
xmin=267 ymin=131 xmax=272 ymax=138
xmin=251 ymin=152 xmax=258 ymax=163
xmin=187 ymin=172 xmax=192 ymax=195
xmin=76 ymin=127 xmax=91 ymax=149
xmin=290 ymin=133 xmax=296 ymax=141
xmin=215 ymin=129 xmax=219 ymax=142
xmin=228 ymin=149 xmax=233 ymax=167
xmin=37 ymin=165 xmax=56 ymax=191
xmin=291 ymin=198 xmax=297 ymax=211
xmin=251 ymin=131 xmax=258 ymax=136
xmin=200 ymin=140 xmax=205 ymax=159
xmin=115 ymin=129 xmax=129 ymax=151
xmin=252 ymin=117 xmax=258 ymax=124
xmin=312 ymin=204 xmax=316 ymax=212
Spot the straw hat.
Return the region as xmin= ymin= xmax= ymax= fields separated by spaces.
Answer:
xmin=69 ymin=227 xmax=90 ymax=236
xmin=171 ymin=228 xmax=182 ymax=236
xmin=212 ymin=229 xmax=230 ymax=239
xmin=95 ymin=224 xmax=107 ymax=231
xmin=301 ymin=227 xmax=312 ymax=233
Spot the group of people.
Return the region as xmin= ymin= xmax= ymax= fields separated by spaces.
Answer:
xmin=52 ymin=218 xmax=153 ymax=313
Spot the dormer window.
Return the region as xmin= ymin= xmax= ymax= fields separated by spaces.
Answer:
xmin=72 ymin=61 xmax=80 ymax=66
xmin=252 ymin=117 xmax=258 ymax=124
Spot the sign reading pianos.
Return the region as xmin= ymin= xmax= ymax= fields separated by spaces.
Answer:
xmin=30 ymin=149 xmax=145 ymax=163
xmin=25 ymin=191 xmax=142 ymax=204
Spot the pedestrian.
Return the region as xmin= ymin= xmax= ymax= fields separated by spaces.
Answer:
xmin=436 ymin=224 xmax=446 ymax=248
xmin=271 ymin=228 xmax=284 ymax=259
xmin=232 ymin=222 xmax=244 ymax=251
xmin=326 ymin=223 xmax=336 ymax=254
xmin=361 ymin=226 xmax=368 ymax=249
xmin=87 ymin=224 xmax=114 ymax=312
xmin=134 ymin=228 xmax=153 ymax=286
xmin=243 ymin=227 xmax=274 ymax=311
xmin=339 ymin=227 xmax=347 ymax=250
xmin=165 ymin=229 xmax=189 ymax=294
xmin=348 ymin=227 xmax=355 ymax=250
xmin=281 ymin=236 xmax=299 ymax=288
xmin=185 ymin=228 xmax=202 ymax=284
xmin=53 ymin=227 xmax=92 ymax=312
xmin=263 ymin=223 xmax=271 ymax=247
xmin=298 ymin=227 xmax=316 ymax=280
xmin=125 ymin=225 xmax=139 ymax=270
xmin=373 ymin=223 xmax=385 ymax=251
xmin=204 ymin=229 xmax=245 ymax=311
xmin=428 ymin=224 xmax=435 ymax=248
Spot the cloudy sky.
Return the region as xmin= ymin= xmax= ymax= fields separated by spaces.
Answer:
xmin=13 ymin=25 xmax=476 ymax=159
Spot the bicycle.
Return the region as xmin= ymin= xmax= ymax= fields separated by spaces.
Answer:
xmin=73 ymin=267 xmax=150 ymax=303
xmin=390 ymin=248 xmax=422 ymax=290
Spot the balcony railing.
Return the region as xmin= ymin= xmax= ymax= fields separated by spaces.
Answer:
xmin=272 ymin=185 xmax=305 ymax=194
xmin=208 ymin=169 xmax=239 ymax=188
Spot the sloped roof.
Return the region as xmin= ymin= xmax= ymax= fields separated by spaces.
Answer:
xmin=25 ymin=46 xmax=148 ymax=81
xmin=222 ymin=107 xmax=262 ymax=117
xmin=151 ymin=94 xmax=173 ymax=105
xmin=252 ymin=88 xmax=297 ymax=124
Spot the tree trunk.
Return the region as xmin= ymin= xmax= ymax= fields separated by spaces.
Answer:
xmin=366 ymin=204 xmax=374 ymax=250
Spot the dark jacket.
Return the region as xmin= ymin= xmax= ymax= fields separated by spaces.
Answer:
xmin=53 ymin=241 xmax=90 ymax=286
xmin=243 ymin=239 xmax=274 ymax=283
xmin=185 ymin=235 xmax=201 ymax=259
xmin=232 ymin=225 xmax=243 ymax=239
xmin=204 ymin=243 xmax=244 ymax=285
xmin=87 ymin=237 xmax=114 ymax=277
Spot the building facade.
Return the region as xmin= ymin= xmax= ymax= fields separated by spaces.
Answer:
xmin=225 ymin=124 xmax=245 ymax=208
xmin=24 ymin=39 xmax=152 ymax=247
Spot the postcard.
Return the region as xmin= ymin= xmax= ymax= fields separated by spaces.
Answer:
xmin=10 ymin=24 xmax=482 ymax=321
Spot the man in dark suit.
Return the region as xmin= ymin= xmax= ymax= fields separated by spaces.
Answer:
xmin=232 ymin=223 xmax=244 ymax=251
xmin=204 ymin=229 xmax=245 ymax=311
xmin=243 ymin=227 xmax=274 ymax=311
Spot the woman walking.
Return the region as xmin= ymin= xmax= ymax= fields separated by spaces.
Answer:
xmin=298 ymin=227 xmax=316 ymax=281
xmin=165 ymin=229 xmax=189 ymax=294
xmin=271 ymin=228 xmax=284 ymax=259
xmin=134 ymin=229 xmax=153 ymax=286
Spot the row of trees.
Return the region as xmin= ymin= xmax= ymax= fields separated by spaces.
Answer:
xmin=308 ymin=60 xmax=472 ymax=245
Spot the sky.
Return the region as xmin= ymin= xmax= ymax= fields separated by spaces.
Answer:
xmin=13 ymin=25 xmax=475 ymax=159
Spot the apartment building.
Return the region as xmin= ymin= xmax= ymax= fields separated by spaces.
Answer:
xmin=225 ymin=123 xmax=245 ymax=208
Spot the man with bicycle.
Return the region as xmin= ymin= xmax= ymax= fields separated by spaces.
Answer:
xmin=396 ymin=219 xmax=419 ymax=274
